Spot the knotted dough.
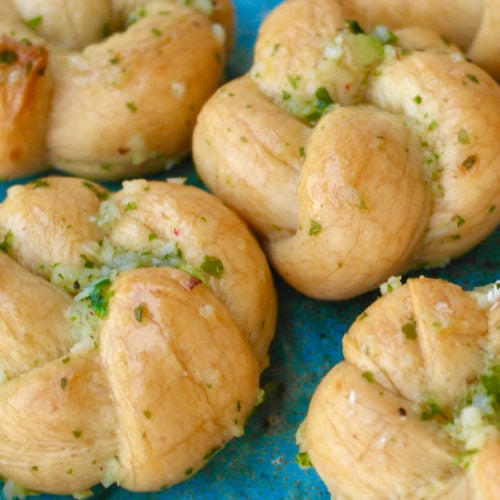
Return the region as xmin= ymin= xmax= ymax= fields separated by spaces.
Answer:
xmin=0 ymin=176 xmax=276 ymax=495
xmin=193 ymin=0 xmax=500 ymax=300
xmin=298 ymin=277 xmax=500 ymax=499
xmin=0 ymin=0 xmax=233 ymax=180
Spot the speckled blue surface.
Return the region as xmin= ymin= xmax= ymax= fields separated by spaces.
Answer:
xmin=1 ymin=1 xmax=499 ymax=499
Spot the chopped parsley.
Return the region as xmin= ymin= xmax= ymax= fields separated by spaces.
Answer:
xmin=203 ymin=445 xmax=221 ymax=461
xmin=453 ymin=215 xmax=465 ymax=227
xmin=480 ymin=365 xmax=500 ymax=407
xmin=82 ymin=181 xmax=108 ymax=200
xmin=200 ymin=256 xmax=224 ymax=278
xmin=420 ymin=399 xmax=447 ymax=421
xmin=134 ymin=304 xmax=145 ymax=322
xmin=296 ymin=451 xmax=312 ymax=469
xmin=457 ymin=128 xmax=470 ymax=144
xmin=308 ymin=219 xmax=322 ymax=236
xmin=462 ymin=155 xmax=477 ymax=169
xmin=0 ymin=50 xmax=18 ymax=65
xmin=83 ymin=278 xmax=113 ymax=318
xmin=102 ymin=23 xmax=111 ymax=37
xmin=30 ymin=179 xmax=49 ymax=189
xmin=0 ymin=230 xmax=13 ymax=253
xmin=124 ymin=201 xmax=137 ymax=211
xmin=305 ymin=87 xmax=335 ymax=123
xmin=287 ymin=74 xmax=301 ymax=90
xmin=126 ymin=102 xmax=138 ymax=113
xmin=465 ymin=74 xmax=479 ymax=84
xmin=401 ymin=319 xmax=417 ymax=340
xmin=345 ymin=19 xmax=364 ymax=34
xmin=24 ymin=16 xmax=43 ymax=30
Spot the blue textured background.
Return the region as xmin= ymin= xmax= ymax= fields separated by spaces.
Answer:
xmin=1 ymin=1 xmax=499 ymax=499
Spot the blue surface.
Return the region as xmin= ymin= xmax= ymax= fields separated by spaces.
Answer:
xmin=1 ymin=1 xmax=499 ymax=499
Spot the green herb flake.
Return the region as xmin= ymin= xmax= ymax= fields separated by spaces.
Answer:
xmin=480 ymin=365 xmax=500 ymax=405
xmin=0 ymin=50 xmax=18 ymax=65
xmin=30 ymin=179 xmax=49 ymax=189
xmin=401 ymin=319 xmax=417 ymax=340
xmin=453 ymin=215 xmax=465 ymax=227
xmin=151 ymin=28 xmax=162 ymax=37
xmin=0 ymin=229 xmax=13 ymax=253
xmin=87 ymin=278 xmax=113 ymax=318
xmin=345 ymin=19 xmax=365 ymax=34
xmin=420 ymin=399 xmax=446 ymax=421
xmin=315 ymin=86 xmax=334 ymax=106
xmin=200 ymin=256 xmax=224 ymax=278
xmin=462 ymin=155 xmax=477 ymax=169
xmin=457 ymin=128 xmax=470 ymax=144
xmin=72 ymin=430 xmax=82 ymax=438
xmin=451 ymin=448 xmax=478 ymax=469
xmin=296 ymin=451 xmax=312 ymax=469
xmin=298 ymin=146 xmax=306 ymax=158
xmin=287 ymin=74 xmax=301 ymax=90
xmin=412 ymin=95 xmax=422 ymax=104
xmin=466 ymin=74 xmax=479 ymax=84
xmin=440 ymin=35 xmax=451 ymax=46
xmin=126 ymin=102 xmax=138 ymax=113
xmin=361 ymin=371 xmax=374 ymax=383
xmin=25 ymin=15 xmax=43 ymax=29
xmin=134 ymin=304 xmax=145 ymax=322
xmin=203 ymin=445 xmax=221 ymax=461
xmin=308 ymin=219 xmax=322 ymax=236
xmin=282 ymin=90 xmax=291 ymax=100
xmin=102 ymin=23 xmax=111 ymax=37
xmin=428 ymin=120 xmax=438 ymax=131
xmin=82 ymin=181 xmax=108 ymax=200
xmin=80 ymin=254 xmax=95 ymax=269
xmin=143 ymin=410 xmax=152 ymax=419
xmin=60 ymin=377 xmax=68 ymax=389
xmin=184 ymin=468 xmax=193 ymax=476
xmin=124 ymin=201 xmax=137 ymax=211
xmin=305 ymin=86 xmax=335 ymax=123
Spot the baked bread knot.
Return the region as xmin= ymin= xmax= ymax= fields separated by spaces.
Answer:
xmin=193 ymin=0 xmax=500 ymax=300
xmin=0 ymin=176 xmax=276 ymax=495
xmin=298 ymin=277 xmax=500 ymax=499
xmin=0 ymin=0 xmax=234 ymax=180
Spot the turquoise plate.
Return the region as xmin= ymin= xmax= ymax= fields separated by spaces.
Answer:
xmin=1 ymin=1 xmax=498 ymax=499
